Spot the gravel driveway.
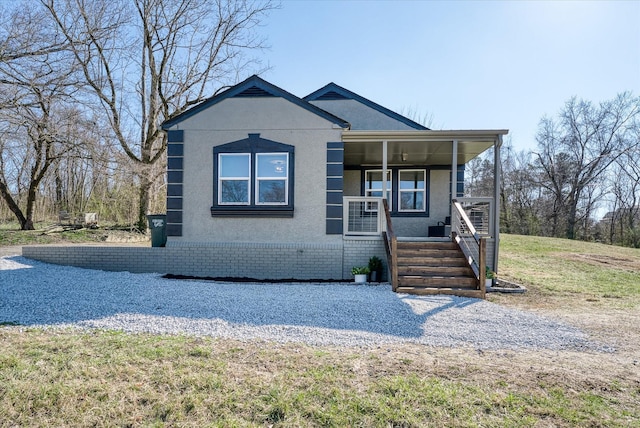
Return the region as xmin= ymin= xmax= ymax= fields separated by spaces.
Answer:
xmin=0 ymin=255 xmax=607 ymax=351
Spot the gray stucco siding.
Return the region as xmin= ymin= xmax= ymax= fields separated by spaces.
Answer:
xmin=166 ymin=97 xmax=344 ymax=245
xmin=343 ymin=170 xmax=361 ymax=196
xmin=429 ymin=169 xmax=452 ymax=222
xmin=171 ymin=97 xmax=339 ymax=131
xmin=309 ymin=99 xmax=418 ymax=131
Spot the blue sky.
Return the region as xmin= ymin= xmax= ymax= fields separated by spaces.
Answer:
xmin=257 ymin=0 xmax=640 ymax=150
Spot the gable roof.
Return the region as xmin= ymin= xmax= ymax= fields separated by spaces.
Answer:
xmin=162 ymin=75 xmax=351 ymax=130
xmin=303 ymin=83 xmax=429 ymax=131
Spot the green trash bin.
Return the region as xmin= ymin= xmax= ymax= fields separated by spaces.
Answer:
xmin=147 ymin=214 xmax=167 ymax=247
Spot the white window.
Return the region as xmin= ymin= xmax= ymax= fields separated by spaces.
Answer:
xmin=218 ymin=153 xmax=250 ymax=205
xmin=399 ymin=169 xmax=426 ymax=212
xmin=365 ymin=170 xmax=392 ymax=203
xmin=256 ymin=153 xmax=289 ymax=205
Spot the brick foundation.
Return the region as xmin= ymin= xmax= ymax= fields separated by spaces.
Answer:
xmin=22 ymin=240 xmax=387 ymax=281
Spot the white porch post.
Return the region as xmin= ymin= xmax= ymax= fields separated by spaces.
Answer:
xmin=451 ymin=139 xmax=458 ymax=204
xmin=493 ymin=135 xmax=503 ymax=273
xmin=382 ymin=140 xmax=388 ymax=199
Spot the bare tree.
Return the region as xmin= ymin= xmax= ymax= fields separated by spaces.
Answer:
xmin=398 ymin=106 xmax=436 ymax=129
xmin=464 ymin=148 xmax=494 ymax=198
xmin=533 ymin=93 xmax=640 ymax=239
xmin=0 ymin=1 xmax=82 ymax=229
xmin=496 ymin=144 xmax=543 ymax=236
xmin=602 ymin=143 xmax=640 ymax=246
xmin=42 ymin=0 xmax=276 ymax=230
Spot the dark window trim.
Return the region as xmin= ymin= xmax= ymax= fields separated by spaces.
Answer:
xmin=397 ymin=169 xmax=428 ymax=213
xmin=358 ymin=166 xmax=431 ymax=217
xmin=210 ymin=207 xmax=294 ymax=218
xmin=211 ymin=134 xmax=295 ymax=217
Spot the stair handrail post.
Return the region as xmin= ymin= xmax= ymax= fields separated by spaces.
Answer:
xmin=479 ymin=237 xmax=486 ymax=298
xmin=382 ymin=199 xmax=398 ymax=291
xmin=391 ymin=234 xmax=398 ymax=292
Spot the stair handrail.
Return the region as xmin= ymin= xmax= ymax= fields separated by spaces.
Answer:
xmin=452 ymin=199 xmax=486 ymax=297
xmin=453 ymin=200 xmax=480 ymax=241
xmin=382 ymin=199 xmax=398 ymax=291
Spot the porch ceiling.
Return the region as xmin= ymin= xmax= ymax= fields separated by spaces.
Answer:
xmin=341 ymin=130 xmax=508 ymax=166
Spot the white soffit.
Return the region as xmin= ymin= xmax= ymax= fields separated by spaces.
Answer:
xmin=342 ymin=130 xmax=508 ymax=165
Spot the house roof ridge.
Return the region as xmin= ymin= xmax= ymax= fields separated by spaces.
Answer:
xmin=303 ymin=82 xmax=430 ymax=131
xmin=162 ymin=75 xmax=351 ymax=130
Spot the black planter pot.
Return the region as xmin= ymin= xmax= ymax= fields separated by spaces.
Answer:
xmin=368 ymin=269 xmax=383 ymax=282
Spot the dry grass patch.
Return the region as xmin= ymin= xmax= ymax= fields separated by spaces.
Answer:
xmin=0 ymin=224 xmax=148 ymax=247
xmin=491 ymin=233 xmax=640 ymax=357
xmin=495 ymin=234 xmax=640 ymax=308
xmin=2 ymin=233 xmax=640 ymax=426
xmin=1 ymin=329 xmax=639 ymax=427
xmin=559 ymin=253 xmax=640 ymax=272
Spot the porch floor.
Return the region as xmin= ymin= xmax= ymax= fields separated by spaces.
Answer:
xmin=396 ymin=236 xmax=451 ymax=242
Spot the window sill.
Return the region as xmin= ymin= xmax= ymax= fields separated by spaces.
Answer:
xmin=210 ymin=206 xmax=294 ymax=218
xmin=390 ymin=211 xmax=430 ymax=218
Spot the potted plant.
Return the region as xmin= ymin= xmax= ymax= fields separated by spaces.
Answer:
xmin=368 ymin=256 xmax=383 ymax=282
xmin=351 ymin=266 xmax=370 ymax=284
xmin=486 ymin=266 xmax=497 ymax=287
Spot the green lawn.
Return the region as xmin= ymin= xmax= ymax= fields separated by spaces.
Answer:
xmin=499 ymin=234 xmax=640 ymax=304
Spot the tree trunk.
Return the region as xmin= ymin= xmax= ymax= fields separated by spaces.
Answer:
xmin=565 ymin=191 xmax=580 ymax=240
xmin=55 ymin=166 xmax=63 ymax=211
xmin=136 ymin=172 xmax=152 ymax=231
xmin=499 ymin=184 xmax=511 ymax=234
xmin=550 ymin=210 xmax=559 ymax=237
xmin=23 ymin=182 xmax=39 ymax=231
xmin=23 ymin=218 xmax=34 ymax=230
xmin=0 ymin=181 xmax=32 ymax=230
xmin=566 ymin=207 xmax=577 ymax=240
xmin=566 ymin=202 xmax=578 ymax=239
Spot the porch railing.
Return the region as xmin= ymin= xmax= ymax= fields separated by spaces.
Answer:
xmin=343 ymin=197 xmax=385 ymax=236
xmin=452 ymin=199 xmax=486 ymax=297
xmin=381 ymin=199 xmax=398 ymax=291
xmin=455 ymin=197 xmax=494 ymax=237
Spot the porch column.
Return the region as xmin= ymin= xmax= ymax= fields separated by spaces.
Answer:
xmin=451 ymin=139 xmax=458 ymax=203
xmin=382 ymin=140 xmax=388 ymax=199
xmin=493 ymin=135 xmax=503 ymax=273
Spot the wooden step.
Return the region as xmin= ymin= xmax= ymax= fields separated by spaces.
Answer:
xmin=397 ymin=248 xmax=463 ymax=259
xmin=397 ymin=265 xmax=474 ymax=276
xmin=396 ymin=241 xmax=458 ymax=250
xmin=397 ymin=256 xmax=468 ymax=267
xmin=391 ymin=239 xmax=483 ymax=298
xmin=398 ymin=275 xmax=478 ymax=288
xmin=395 ymin=287 xmax=485 ymax=299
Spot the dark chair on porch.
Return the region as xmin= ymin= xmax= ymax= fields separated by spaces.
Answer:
xmin=428 ymin=216 xmax=451 ymax=238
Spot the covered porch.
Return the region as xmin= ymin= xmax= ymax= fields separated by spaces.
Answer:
xmin=339 ymin=129 xmax=508 ymax=297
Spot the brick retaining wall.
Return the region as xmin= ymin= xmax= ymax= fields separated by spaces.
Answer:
xmin=23 ymin=242 xmax=348 ymax=280
xmin=342 ymin=238 xmax=388 ymax=280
